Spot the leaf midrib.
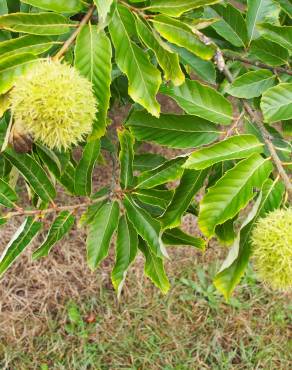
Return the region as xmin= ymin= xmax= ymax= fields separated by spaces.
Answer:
xmin=162 ymin=170 xmax=203 ymax=227
xmin=0 ymin=219 xmax=39 ymax=274
xmin=207 ymin=158 xmax=270 ymax=229
xmin=189 ymin=142 xmax=264 ymax=165
xmin=0 ymin=179 xmax=17 ymax=207
xmin=137 ymin=160 xmax=181 ymax=188
xmin=149 ymin=0 xmax=215 ymax=11
xmin=264 ymin=90 xmax=292 ymax=110
xmin=131 ymin=124 xmax=218 ymax=134
xmin=43 ymin=212 xmax=73 ymax=247
xmin=91 ymin=204 xmax=115 ymax=264
xmin=6 ymin=153 xmax=54 ymax=202
xmin=126 ymin=196 xmax=160 ymax=253
xmin=165 ymin=85 xmax=231 ymax=121
xmin=248 ymin=0 xmax=262 ymax=42
xmin=231 ymin=75 xmax=274 ymax=89
xmin=116 ymin=8 xmax=154 ymax=106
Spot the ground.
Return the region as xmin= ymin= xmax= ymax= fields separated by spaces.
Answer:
xmin=0 ymin=100 xmax=291 ymax=369
xmin=0 ymin=243 xmax=291 ymax=369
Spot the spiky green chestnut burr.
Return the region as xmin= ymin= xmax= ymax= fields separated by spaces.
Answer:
xmin=9 ymin=60 xmax=97 ymax=150
xmin=251 ymin=208 xmax=292 ymax=291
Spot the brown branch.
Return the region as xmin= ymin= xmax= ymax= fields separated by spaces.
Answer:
xmin=119 ymin=0 xmax=153 ymax=19
xmin=3 ymin=195 xmax=108 ymax=220
xmin=182 ymin=25 xmax=292 ymax=203
xmin=244 ymin=102 xmax=292 ymax=198
xmin=172 ymin=29 xmax=292 ymax=198
xmin=223 ymin=51 xmax=292 ymax=76
xmin=223 ymin=111 xmax=244 ymax=139
xmin=52 ymin=4 xmax=96 ymax=61
xmin=222 ymin=65 xmax=292 ymax=199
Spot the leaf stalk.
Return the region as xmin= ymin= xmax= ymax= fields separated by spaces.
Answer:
xmin=52 ymin=4 xmax=96 ymax=61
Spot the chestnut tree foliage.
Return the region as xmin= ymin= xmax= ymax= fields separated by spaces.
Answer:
xmin=0 ymin=0 xmax=291 ymax=299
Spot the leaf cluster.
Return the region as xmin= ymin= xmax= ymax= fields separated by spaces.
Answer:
xmin=0 ymin=0 xmax=291 ymax=299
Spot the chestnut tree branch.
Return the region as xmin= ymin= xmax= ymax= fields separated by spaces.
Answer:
xmin=52 ymin=4 xmax=96 ymax=61
xmin=221 ymin=64 xmax=292 ymax=199
xmin=191 ymin=28 xmax=292 ymax=199
xmin=243 ymin=101 xmax=292 ymax=199
xmin=3 ymin=195 xmax=109 ymax=220
xmin=223 ymin=51 xmax=292 ymax=76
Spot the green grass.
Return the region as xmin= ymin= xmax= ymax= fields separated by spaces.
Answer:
xmin=1 ymin=262 xmax=291 ymax=370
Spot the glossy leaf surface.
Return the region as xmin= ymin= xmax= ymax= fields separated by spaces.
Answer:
xmin=0 ymin=217 xmax=42 ymax=278
xmin=198 ymin=154 xmax=273 ymax=237
xmin=127 ymin=111 xmax=219 ymax=149
xmin=161 ymin=79 xmax=233 ymax=125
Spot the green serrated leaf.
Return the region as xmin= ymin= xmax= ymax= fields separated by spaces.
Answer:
xmin=138 ymin=239 xmax=170 ymax=293
xmin=135 ymin=196 xmax=168 ymax=218
xmin=249 ymin=38 xmax=289 ymax=67
xmin=21 ymin=0 xmax=82 ymax=13
xmin=118 ymin=129 xmax=134 ymax=189
xmin=0 ymin=12 xmax=71 ymax=35
xmin=87 ymin=201 xmax=119 ymax=270
xmin=36 ymin=143 xmax=63 ymax=178
xmin=56 ymin=162 xmax=75 ymax=195
xmin=246 ymin=0 xmax=280 ymax=43
xmin=78 ymin=200 xmax=106 ymax=227
xmin=184 ymin=135 xmax=264 ymax=170
xmin=127 ymin=111 xmax=219 ymax=149
xmin=160 ymin=79 xmax=233 ymax=125
xmin=124 ymin=195 xmax=166 ymax=257
xmin=133 ymin=153 xmax=166 ymax=172
xmin=112 ymin=215 xmax=138 ymax=297
xmin=162 ymin=228 xmax=205 ymax=249
xmin=4 ymin=148 xmax=56 ymax=203
xmin=91 ymin=186 xmax=109 ymax=200
xmin=136 ymin=156 xmax=185 ymax=189
xmin=133 ymin=188 xmax=173 ymax=210
xmin=109 ymin=5 xmax=161 ymax=117
xmin=0 ymin=177 xmax=18 ymax=208
xmin=0 ymin=35 xmax=57 ymax=60
xmin=36 ymin=145 xmax=75 ymax=194
xmin=215 ymin=218 xmax=236 ymax=247
xmin=0 ymin=217 xmax=42 ymax=278
xmin=33 ymin=211 xmax=75 ymax=259
xmin=214 ymin=178 xmax=285 ymax=300
xmin=244 ymin=120 xmax=292 ymax=163
xmin=226 ymin=70 xmax=276 ymax=99
xmin=75 ymin=25 xmax=112 ymax=138
xmin=0 ymin=52 xmax=38 ymax=94
xmin=74 ymin=139 xmax=100 ymax=196
xmin=152 ymin=15 xmax=215 ymax=60
xmin=204 ymin=4 xmax=248 ymax=47
xmin=171 ymin=44 xmax=216 ymax=84
xmin=160 ymin=169 xmax=207 ymax=229
xmin=258 ymin=23 xmax=292 ymax=52
xmin=147 ymin=0 xmax=220 ymax=17
xmin=135 ymin=16 xmax=184 ymax=86
xmin=198 ymin=154 xmax=273 ymax=237
xmin=261 ymin=83 xmax=292 ymax=123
